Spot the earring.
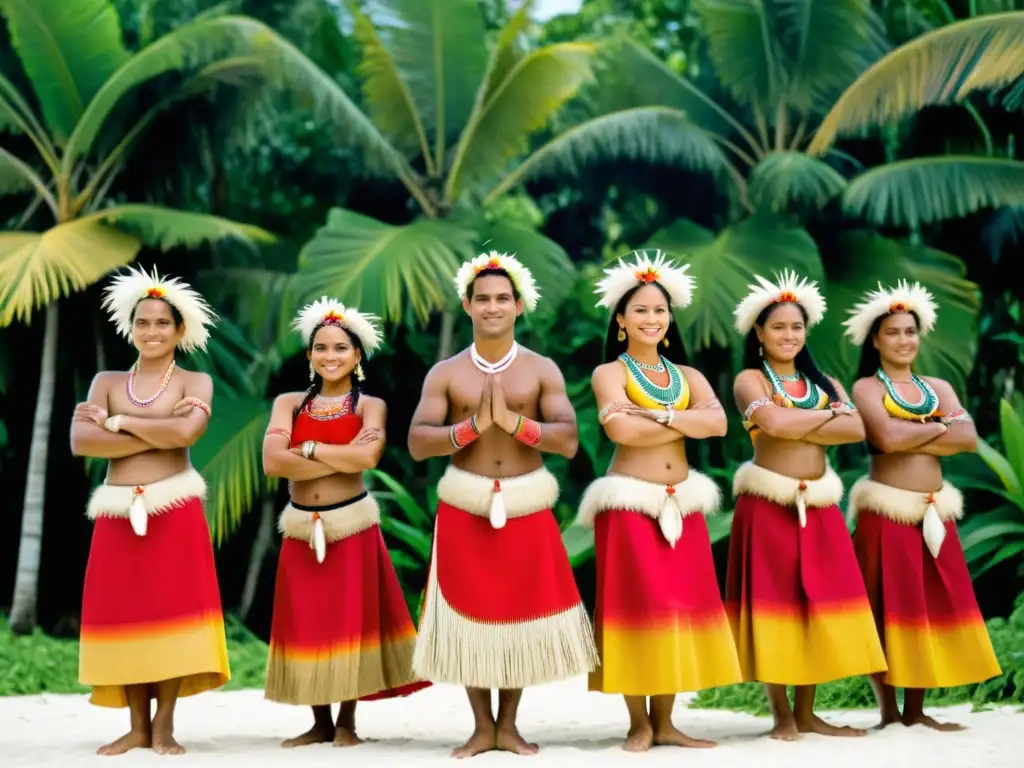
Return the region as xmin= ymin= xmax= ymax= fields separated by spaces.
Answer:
xmin=309 ymin=361 xmax=315 ymax=381
xmin=617 ymin=326 xmax=626 ymax=342
xmin=355 ymin=362 xmax=365 ymax=382
xmin=662 ymin=337 xmax=670 ymax=348
xmin=758 ymin=344 xmax=763 ymax=358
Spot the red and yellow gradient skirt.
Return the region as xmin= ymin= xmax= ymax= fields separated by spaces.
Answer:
xmin=79 ymin=470 xmax=230 ymax=707
xmin=265 ymin=494 xmax=429 ymax=705
xmin=724 ymin=462 xmax=887 ymax=685
xmin=578 ymin=473 xmax=742 ymax=695
xmin=413 ymin=465 xmax=598 ymax=690
xmin=850 ymin=477 xmax=1001 ymax=689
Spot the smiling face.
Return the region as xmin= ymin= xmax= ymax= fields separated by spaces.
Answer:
xmin=463 ymin=273 xmax=522 ymax=340
xmin=131 ymin=298 xmax=184 ymax=358
xmin=308 ymin=324 xmax=360 ymax=385
xmin=617 ymin=283 xmax=671 ymax=348
xmin=756 ymin=303 xmax=806 ymax=364
xmin=874 ymin=312 xmax=920 ymax=368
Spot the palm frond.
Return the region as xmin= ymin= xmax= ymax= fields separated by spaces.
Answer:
xmin=296 ymin=209 xmax=476 ymax=325
xmin=0 ymin=0 xmax=129 ymax=143
xmin=809 ymin=12 xmax=1024 ymax=154
xmin=79 ymin=204 xmax=276 ymax=250
xmin=843 ymin=157 xmax=1024 ymax=228
xmin=198 ymin=267 xmax=304 ymax=357
xmin=0 ymin=222 xmax=140 ymax=327
xmin=486 ymin=106 xmax=738 ymax=204
xmin=695 ymin=0 xmax=776 ymax=111
xmin=478 ymin=0 xmax=533 ymax=104
xmin=188 ymin=316 xmax=268 ymax=399
xmin=748 ymin=150 xmax=847 ymax=214
xmin=0 ymin=145 xmax=44 ymax=198
xmin=446 ymin=42 xmax=596 ymax=200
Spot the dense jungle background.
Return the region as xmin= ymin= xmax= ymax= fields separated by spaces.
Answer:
xmin=2 ymin=0 xmax=1024 ymax=709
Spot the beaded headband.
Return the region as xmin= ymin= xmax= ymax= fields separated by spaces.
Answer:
xmin=454 ymin=251 xmax=539 ymax=312
xmin=595 ymin=250 xmax=694 ymax=310
xmin=733 ymin=269 xmax=827 ymax=334
xmin=843 ymin=280 xmax=938 ymax=346
xmin=292 ymin=296 xmax=383 ymax=356
xmin=101 ymin=265 xmax=217 ymax=353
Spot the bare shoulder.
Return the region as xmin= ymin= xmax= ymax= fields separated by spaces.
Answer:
xmin=678 ymin=364 xmax=708 ymax=382
xmin=852 ymin=376 xmax=881 ymax=396
xmin=358 ymin=394 xmax=387 ymax=412
xmin=426 ymin=352 xmax=466 ymax=381
xmin=734 ymin=368 xmax=768 ymax=390
xmin=178 ymin=368 xmax=212 ymax=387
xmin=273 ymin=391 xmax=306 ymax=410
xmin=92 ymin=370 xmax=125 ymax=387
xmin=921 ymin=375 xmax=955 ymax=397
xmin=518 ymin=345 xmax=560 ymax=375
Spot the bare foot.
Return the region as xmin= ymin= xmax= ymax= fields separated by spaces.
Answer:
xmin=451 ymin=727 xmax=496 ymax=759
xmin=652 ymin=724 xmax=717 ymax=748
xmin=797 ymin=715 xmax=867 ymax=737
xmin=281 ymin=724 xmax=334 ymax=748
xmin=496 ymin=725 xmax=540 ymax=756
xmin=97 ymin=729 xmax=151 ymax=755
xmin=903 ymin=714 xmax=966 ymax=732
xmin=333 ymin=726 xmax=364 ymax=747
xmin=152 ymin=716 xmax=186 ymax=756
xmin=767 ymin=721 xmax=800 ymax=741
xmin=622 ymin=723 xmax=654 ymax=752
xmin=874 ymin=714 xmax=905 ymax=731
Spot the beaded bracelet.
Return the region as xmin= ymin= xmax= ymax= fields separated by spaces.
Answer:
xmin=181 ymin=397 xmax=212 ymax=417
xmin=104 ymin=415 xmax=122 ymax=433
xmin=941 ymin=409 xmax=971 ymax=425
xmin=743 ymin=397 xmax=772 ymax=422
xmin=512 ymin=415 xmax=542 ymax=446
xmin=301 ymin=440 xmax=317 ymax=459
xmin=449 ymin=416 xmax=480 ymax=450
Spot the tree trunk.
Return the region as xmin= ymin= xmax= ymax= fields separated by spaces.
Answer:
xmin=437 ymin=309 xmax=456 ymax=362
xmin=9 ymin=302 xmax=59 ymax=634
xmin=239 ymin=493 xmax=276 ymax=621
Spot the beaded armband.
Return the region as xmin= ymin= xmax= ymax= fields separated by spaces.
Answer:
xmin=512 ymin=415 xmax=542 ymax=446
xmin=743 ymin=397 xmax=772 ymax=422
xmin=829 ymin=401 xmax=857 ymax=412
xmin=181 ymin=397 xmax=212 ymax=417
xmin=266 ymin=427 xmax=291 ymax=441
xmin=941 ymin=409 xmax=971 ymax=425
xmin=449 ymin=416 xmax=480 ymax=450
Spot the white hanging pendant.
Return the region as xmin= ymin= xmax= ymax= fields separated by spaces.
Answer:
xmin=311 ymin=513 xmax=327 ymax=563
xmin=489 ymin=479 xmax=507 ymax=529
xmin=658 ymin=489 xmax=683 ymax=547
xmin=922 ymin=499 xmax=946 ymax=559
xmin=471 ymin=342 xmax=518 ymax=374
xmin=796 ymin=481 xmax=808 ymax=528
xmin=129 ymin=487 xmax=148 ymax=537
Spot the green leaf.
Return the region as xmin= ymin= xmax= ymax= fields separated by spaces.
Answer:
xmin=973 ymin=539 xmax=1024 ymax=578
xmin=843 ymin=157 xmax=1024 ymax=228
xmin=378 ymin=515 xmax=432 ymax=562
xmin=561 ymin=524 xmax=594 ymax=568
xmin=694 ymin=0 xmax=775 ymax=111
xmin=976 ymin=437 xmax=1023 ymax=498
xmin=0 ymin=146 xmax=39 ymax=197
xmin=190 ymin=393 xmax=273 ymax=546
xmin=80 ymin=204 xmax=276 ymax=250
xmin=0 ymin=0 xmax=129 ymax=143
xmin=999 ymin=398 xmax=1024 ymax=486
xmin=296 ymin=209 xmax=476 ymax=325
xmin=367 ymin=468 xmax=433 ymax=531
xmin=748 ymin=151 xmax=847 ymax=214
xmin=813 ymin=231 xmax=979 ymax=389
xmin=474 ymin=221 xmax=576 ymax=311
xmin=642 ymin=214 xmax=825 ymax=350
xmin=706 ymin=510 xmax=734 ymax=544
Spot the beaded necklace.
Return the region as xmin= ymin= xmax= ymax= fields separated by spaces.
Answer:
xmin=619 ymin=352 xmax=684 ymax=408
xmin=305 ymin=391 xmax=354 ymax=421
xmin=876 ymin=369 xmax=938 ymax=417
xmin=127 ymin=359 xmax=176 ymax=407
xmin=762 ymin=360 xmax=824 ymax=409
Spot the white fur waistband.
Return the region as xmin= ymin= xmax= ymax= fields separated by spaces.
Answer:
xmin=278 ymin=494 xmax=381 ymax=543
xmin=733 ymin=461 xmax=843 ymax=508
xmin=848 ymin=477 xmax=963 ymax=525
xmin=86 ymin=468 xmax=207 ymax=520
xmin=575 ymin=471 xmax=720 ymax=528
xmin=436 ymin=464 xmax=559 ymax=519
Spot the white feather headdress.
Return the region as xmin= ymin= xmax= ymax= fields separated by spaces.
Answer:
xmin=595 ymin=250 xmax=695 ymax=310
xmin=101 ymin=265 xmax=217 ymax=353
xmin=292 ymin=296 xmax=383 ymax=356
xmin=454 ymin=251 xmax=539 ymax=312
xmin=734 ymin=269 xmax=827 ymax=334
xmin=843 ymin=280 xmax=938 ymax=346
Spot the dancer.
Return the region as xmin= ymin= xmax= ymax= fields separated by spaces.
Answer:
xmin=577 ymin=251 xmax=742 ymax=752
xmin=71 ymin=265 xmax=229 ymax=756
xmin=409 ymin=251 xmax=598 ymax=758
xmin=725 ymin=270 xmax=887 ymax=740
xmin=262 ymin=297 xmax=429 ymax=747
xmin=844 ymin=281 xmax=1000 ymax=730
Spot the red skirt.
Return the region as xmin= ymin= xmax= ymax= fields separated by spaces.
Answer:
xmin=265 ymin=522 xmax=429 ymax=705
xmin=724 ymin=494 xmax=887 ymax=685
xmin=854 ymin=510 xmax=1001 ymax=688
xmin=590 ymin=509 xmax=742 ymax=695
xmin=413 ymin=502 xmax=597 ymax=689
xmin=79 ymin=496 xmax=230 ymax=707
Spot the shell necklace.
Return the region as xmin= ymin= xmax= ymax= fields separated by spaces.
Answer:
xmin=127 ymin=359 xmax=176 ymax=407
xmin=471 ymin=342 xmax=518 ymax=374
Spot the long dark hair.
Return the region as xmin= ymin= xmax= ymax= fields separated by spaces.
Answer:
xmin=742 ymin=303 xmax=839 ymax=402
xmin=855 ymin=311 xmax=921 ymax=380
xmin=294 ymin=323 xmax=366 ymax=424
xmin=603 ymin=282 xmax=688 ymax=365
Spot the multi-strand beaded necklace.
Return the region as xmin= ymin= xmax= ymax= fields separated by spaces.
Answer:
xmin=761 ymin=360 xmax=825 ymax=409
xmin=876 ymin=369 xmax=938 ymax=417
xmin=127 ymin=359 xmax=176 ymax=407
xmin=304 ymin=391 xmax=354 ymax=421
xmin=619 ymin=352 xmax=685 ymax=408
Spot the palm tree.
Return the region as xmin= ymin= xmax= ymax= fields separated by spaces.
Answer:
xmin=0 ymin=0 xmax=431 ymax=632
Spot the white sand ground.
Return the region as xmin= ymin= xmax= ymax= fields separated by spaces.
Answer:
xmin=2 ymin=676 xmax=1021 ymax=767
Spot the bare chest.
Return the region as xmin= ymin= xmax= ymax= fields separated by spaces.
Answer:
xmin=107 ymin=375 xmax=186 ymax=418
xmin=448 ymin=369 xmax=541 ymax=419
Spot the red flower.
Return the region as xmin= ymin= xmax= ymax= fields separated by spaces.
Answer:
xmin=146 ymin=287 xmax=165 ymax=298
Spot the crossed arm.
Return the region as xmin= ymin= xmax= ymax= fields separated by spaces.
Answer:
xmin=594 ymin=364 xmax=727 ymax=447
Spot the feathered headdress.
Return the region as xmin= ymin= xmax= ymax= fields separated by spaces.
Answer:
xmin=733 ymin=269 xmax=827 ymax=334
xmin=843 ymin=280 xmax=938 ymax=346
xmin=595 ymin=250 xmax=695 ymax=310
xmin=292 ymin=296 xmax=383 ymax=356
xmin=454 ymin=251 xmax=539 ymax=312
xmin=101 ymin=265 xmax=217 ymax=353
